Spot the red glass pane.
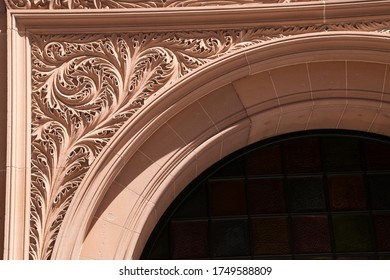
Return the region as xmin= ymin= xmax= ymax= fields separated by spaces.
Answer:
xmin=292 ymin=215 xmax=331 ymax=254
xmin=247 ymin=178 xmax=286 ymax=214
xmin=170 ymin=220 xmax=209 ymax=259
xmin=246 ymin=144 xmax=282 ymax=176
xmin=284 ymin=137 xmax=322 ymax=174
xmin=373 ymin=213 xmax=390 ymax=251
xmin=209 ymin=179 xmax=246 ymax=216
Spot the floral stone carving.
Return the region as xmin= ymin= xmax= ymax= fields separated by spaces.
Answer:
xmin=30 ymin=21 xmax=390 ymax=259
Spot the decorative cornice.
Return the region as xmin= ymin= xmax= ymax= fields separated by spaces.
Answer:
xmin=5 ymin=0 xmax=317 ymax=10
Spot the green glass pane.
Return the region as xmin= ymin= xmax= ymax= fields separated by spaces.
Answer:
xmin=332 ymin=214 xmax=373 ymax=252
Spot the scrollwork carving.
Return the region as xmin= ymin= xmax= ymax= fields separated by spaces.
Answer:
xmin=30 ymin=29 xmax=280 ymax=259
xmin=30 ymin=21 xmax=390 ymax=259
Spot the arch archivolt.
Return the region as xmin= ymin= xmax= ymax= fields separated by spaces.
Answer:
xmin=5 ymin=0 xmax=390 ymax=260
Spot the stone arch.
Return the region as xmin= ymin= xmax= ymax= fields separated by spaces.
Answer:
xmin=53 ymin=32 xmax=390 ymax=259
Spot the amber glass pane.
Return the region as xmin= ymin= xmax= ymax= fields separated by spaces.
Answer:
xmin=332 ymin=214 xmax=372 ymax=252
xmin=247 ymin=178 xmax=286 ymax=214
xmin=211 ymin=219 xmax=249 ymax=257
xmin=323 ymin=137 xmax=362 ymax=171
xmin=246 ymin=144 xmax=282 ymax=176
xmin=328 ymin=175 xmax=366 ymax=211
xmin=288 ymin=176 xmax=326 ymax=212
xmin=284 ymin=137 xmax=322 ymax=174
xmin=251 ymin=217 xmax=290 ymax=255
xmin=368 ymin=174 xmax=390 ymax=210
xmin=209 ymin=179 xmax=246 ymax=216
xmin=373 ymin=213 xmax=390 ymax=251
xmin=170 ymin=220 xmax=209 ymax=259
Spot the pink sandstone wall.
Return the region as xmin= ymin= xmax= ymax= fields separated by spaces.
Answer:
xmin=0 ymin=0 xmax=6 ymax=260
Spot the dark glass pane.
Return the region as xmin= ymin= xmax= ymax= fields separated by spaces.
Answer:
xmin=364 ymin=140 xmax=390 ymax=171
xmin=213 ymin=158 xmax=245 ymax=178
xmin=322 ymin=137 xmax=362 ymax=171
xmin=288 ymin=176 xmax=326 ymax=212
xmin=332 ymin=214 xmax=372 ymax=252
xmin=170 ymin=220 xmax=209 ymax=259
xmin=328 ymin=175 xmax=367 ymax=211
xmin=335 ymin=255 xmax=375 ymax=260
xmin=147 ymin=227 xmax=170 ymax=259
xmin=251 ymin=217 xmax=290 ymax=255
xmin=254 ymin=256 xmax=293 ymax=260
xmin=247 ymin=178 xmax=286 ymax=214
xmin=284 ymin=137 xmax=322 ymax=174
xmin=211 ymin=219 xmax=249 ymax=257
xmin=292 ymin=215 xmax=331 ymax=254
xmin=373 ymin=213 xmax=390 ymax=251
xmin=368 ymin=174 xmax=390 ymax=210
xmin=174 ymin=183 xmax=208 ymax=218
xmin=246 ymin=144 xmax=282 ymax=176
xmin=295 ymin=255 xmax=332 ymax=260
xmin=209 ymin=179 xmax=246 ymax=216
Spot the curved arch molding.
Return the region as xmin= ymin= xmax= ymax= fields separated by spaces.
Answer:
xmin=4 ymin=0 xmax=390 ymax=259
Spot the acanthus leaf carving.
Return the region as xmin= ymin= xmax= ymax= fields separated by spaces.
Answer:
xmin=30 ymin=21 xmax=390 ymax=259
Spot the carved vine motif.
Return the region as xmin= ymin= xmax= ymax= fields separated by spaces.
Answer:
xmin=30 ymin=21 xmax=390 ymax=259
xmin=5 ymin=0 xmax=319 ymax=10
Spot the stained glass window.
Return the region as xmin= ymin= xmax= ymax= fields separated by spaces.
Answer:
xmin=142 ymin=131 xmax=390 ymax=259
